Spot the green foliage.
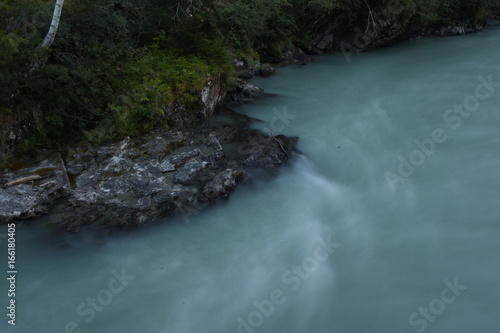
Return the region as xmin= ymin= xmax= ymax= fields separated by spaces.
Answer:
xmin=307 ymin=0 xmax=362 ymax=12
xmin=94 ymin=48 xmax=215 ymax=139
xmin=0 ymin=0 xmax=498 ymax=154
xmin=0 ymin=0 xmax=227 ymax=147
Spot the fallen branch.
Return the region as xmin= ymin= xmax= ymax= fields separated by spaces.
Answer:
xmin=3 ymin=175 xmax=42 ymax=188
xmin=39 ymin=181 xmax=56 ymax=187
xmin=269 ymin=131 xmax=289 ymax=159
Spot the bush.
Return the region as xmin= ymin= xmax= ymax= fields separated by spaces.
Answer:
xmin=1 ymin=0 xmax=499 ymax=154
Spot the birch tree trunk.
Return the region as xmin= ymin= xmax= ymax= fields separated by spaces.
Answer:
xmin=41 ymin=0 xmax=65 ymax=48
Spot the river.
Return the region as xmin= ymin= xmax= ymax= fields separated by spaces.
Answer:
xmin=2 ymin=24 xmax=500 ymax=333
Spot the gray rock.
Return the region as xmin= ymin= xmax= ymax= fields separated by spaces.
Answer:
xmin=317 ymin=34 xmax=334 ymax=50
xmin=75 ymin=170 xmax=99 ymax=189
xmin=237 ymin=130 xmax=297 ymax=169
xmin=205 ymin=133 xmax=225 ymax=161
xmin=0 ymin=184 xmax=65 ymax=223
xmin=260 ymin=64 xmax=276 ymax=77
xmin=202 ymin=169 xmax=245 ymax=200
xmin=173 ymin=158 xmax=211 ymax=185
xmin=232 ymin=59 xmax=245 ymax=69
xmin=158 ymin=149 xmax=202 ymax=172
xmin=158 ymin=160 xmax=175 ymax=173
xmin=0 ymin=109 xmax=298 ymax=232
xmin=283 ymin=48 xmax=311 ymax=65
xmin=242 ymin=83 xmax=265 ymax=98
xmin=238 ymin=69 xmax=255 ymax=79
xmin=66 ymin=150 xmax=96 ymax=175
xmin=138 ymin=131 xmax=186 ymax=156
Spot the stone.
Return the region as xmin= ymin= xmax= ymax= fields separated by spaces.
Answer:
xmin=242 ymin=83 xmax=265 ymax=98
xmin=202 ymin=169 xmax=245 ymax=200
xmin=316 ymin=34 xmax=334 ymax=50
xmin=283 ymin=48 xmax=311 ymax=65
xmin=158 ymin=149 xmax=202 ymax=172
xmin=260 ymin=63 xmax=276 ymax=77
xmin=173 ymin=158 xmax=211 ymax=185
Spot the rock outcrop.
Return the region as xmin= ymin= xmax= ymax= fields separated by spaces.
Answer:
xmin=0 ymin=107 xmax=297 ymax=232
xmin=295 ymin=8 xmax=487 ymax=55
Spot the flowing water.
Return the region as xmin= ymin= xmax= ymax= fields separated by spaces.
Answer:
xmin=2 ymin=25 xmax=500 ymax=333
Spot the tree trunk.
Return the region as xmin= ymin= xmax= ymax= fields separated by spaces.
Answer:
xmin=42 ymin=0 xmax=65 ymax=48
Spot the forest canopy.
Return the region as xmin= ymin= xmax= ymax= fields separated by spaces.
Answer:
xmin=1 ymin=0 xmax=499 ymax=152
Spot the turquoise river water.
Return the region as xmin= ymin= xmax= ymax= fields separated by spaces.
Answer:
xmin=1 ymin=24 xmax=500 ymax=333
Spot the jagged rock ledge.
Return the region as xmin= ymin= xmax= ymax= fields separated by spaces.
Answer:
xmin=0 ymin=103 xmax=298 ymax=233
xmin=292 ymin=10 xmax=491 ymax=55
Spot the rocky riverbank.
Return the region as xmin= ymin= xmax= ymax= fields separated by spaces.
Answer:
xmin=1 ymin=12 xmax=496 ymax=233
xmin=0 ymin=96 xmax=298 ymax=232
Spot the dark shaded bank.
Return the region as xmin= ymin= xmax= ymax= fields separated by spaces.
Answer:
xmin=295 ymin=9 xmax=488 ymax=56
xmin=268 ymin=6 xmax=495 ymax=61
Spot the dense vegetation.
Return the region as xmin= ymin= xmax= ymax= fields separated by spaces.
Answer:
xmin=1 ymin=0 xmax=499 ymax=155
